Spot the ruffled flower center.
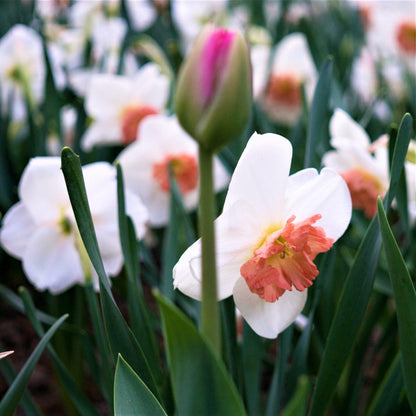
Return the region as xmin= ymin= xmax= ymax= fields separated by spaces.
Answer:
xmin=396 ymin=21 xmax=416 ymax=54
xmin=152 ymin=153 xmax=199 ymax=195
xmin=266 ymin=73 xmax=302 ymax=107
xmin=120 ymin=105 xmax=158 ymax=144
xmin=241 ymin=214 xmax=333 ymax=303
xmin=341 ymin=168 xmax=385 ymax=218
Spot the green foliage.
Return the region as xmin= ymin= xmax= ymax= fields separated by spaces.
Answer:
xmin=114 ymin=355 xmax=167 ymax=416
xmin=156 ymin=292 xmax=247 ymax=416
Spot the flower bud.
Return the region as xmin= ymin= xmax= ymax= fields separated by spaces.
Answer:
xmin=174 ymin=25 xmax=252 ymax=152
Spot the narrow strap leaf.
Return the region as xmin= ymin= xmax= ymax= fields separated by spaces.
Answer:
xmin=0 ymin=314 xmax=68 ymax=416
xmin=377 ymin=199 xmax=416 ymax=414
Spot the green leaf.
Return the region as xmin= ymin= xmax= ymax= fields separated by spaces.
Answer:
xmin=0 ymin=283 xmax=72 ymax=329
xmin=0 ymin=348 xmax=43 ymax=416
xmin=366 ymin=353 xmax=404 ymax=416
xmin=61 ymin=148 xmax=160 ymax=401
xmin=155 ymin=291 xmax=246 ymax=416
xmin=19 ymin=287 xmax=101 ymax=416
xmin=281 ymin=375 xmax=310 ymax=416
xmin=385 ymin=114 xmax=413 ymax=209
xmin=128 ymin=34 xmax=174 ymax=79
xmin=309 ymin=113 xmax=413 ymax=416
xmin=116 ymin=164 xmax=160 ymax=378
xmin=0 ymin=314 xmax=68 ymax=416
xmin=304 ymin=58 xmax=333 ymax=168
xmin=242 ymin=323 xmax=264 ymax=416
xmin=265 ymin=327 xmax=293 ymax=416
xmin=114 ymin=355 xmax=167 ymax=416
xmin=377 ymin=199 xmax=416 ymax=414
xmin=61 ymin=147 xmax=109 ymax=292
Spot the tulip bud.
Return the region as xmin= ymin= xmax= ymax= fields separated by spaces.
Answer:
xmin=175 ymin=25 xmax=252 ymax=152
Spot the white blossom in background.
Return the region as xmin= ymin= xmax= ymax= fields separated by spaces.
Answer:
xmin=46 ymin=106 xmax=78 ymax=156
xmin=0 ymin=24 xmax=46 ymax=118
xmin=0 ymin=158 xmax=149 ymax=294
xmin=261 ymin=33 xmax=318 ymax=125
xmin=125 ymin=0 xmax=157 ymax=32
xmin=171 ymin=0 xmax=245 ymax=51
xmin=369 ymin=135 xmax=416 ymax=223
xmin=91 ymin=16 xmax=128 ymax=73
xmin=247 ymin=26 xmax=272 ymax=100
xmin=406 ymin=141 xmax=416 ymax=221
xmin=174 ymin=133 xmax=351 ymax=338
xmin=365 ymin=1 xmax=415 ymax=63
xmin=117 ymin=114 xmax=230 ymax=227
xmin=322 ymin=108 xmax=389 ymax=218
xmin=351 ymin=47 xmax=378 ymax=103
xmin=81 ymin=63 xmax=170 ymax=150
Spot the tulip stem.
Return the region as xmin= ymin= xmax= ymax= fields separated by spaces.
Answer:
xmin=198 ymin=145 xmax=221 ymax=354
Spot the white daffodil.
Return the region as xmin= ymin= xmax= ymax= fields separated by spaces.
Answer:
xmin=322 ymin=108 xmax=389 ymax=218
xmin=0 ymin=24 xmax=46 ymax=118
xmin=117 ymin=114 xmax=230 ymax=227
xmin=81 ymin=63 xmax=170 ymax=150
xmin=261 ymin=32 xmax=318 ymax=125
xmin=173 ymin=132 xmax=351 ymax=338
xmin=0 ymin=157 xmax=148 ymax=294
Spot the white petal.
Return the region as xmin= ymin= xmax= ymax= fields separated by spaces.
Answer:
xmin=173 ymin=239 xmax=202 ymax=300
xmin=324 ymin=137 xmax=389 ymax=187
xmin=130 ymin=63 xmax=170 ymax=110
xmin=213 ymin=156 xmax=230 ymax=192
xmin=223 ymin=132 xmax=292 ymax=228
xmin=0 ymin=202 xmax=36 ymax=258
xmin=81 ymin=120 xmax=122 ymax=150
xmin=272 ymin=32 xmax=317 ymax=100
xmin=126 ymin=0 xmax=157 ymax=31
xmin=23 ymin=227 xmax=83 ymax=293
xmin=233 ymin=277 xmax=307 ymax=338
xmin=85 ymin=74 xmax=130 ymax=119
xmin=117 ymin=115 xmax=198 ymax=226
xmin=330 ymin=108 xmax=370 ymax=148
xmin=18 ymin=157 xmax=69 ymax=224
xmin=174 ymin=200 xmax=262 ymax=300
xmin=284 ymin=168 xmax=352 ymax=241
xmin=125 ymin=189 xmax=150 ymax=240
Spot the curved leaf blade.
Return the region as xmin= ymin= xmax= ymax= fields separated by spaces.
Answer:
xmin=309 ymin=113 xmax=413 ymax=416
xmin=155 ymin=292 xmax=246 ymax=416
xmin=114 ymin=355 xmax=167 ymax=416
xmin=377 ymin=199 xmax=416 ymax=414
xmin=0 ymin=314 xmax=68 ymax=416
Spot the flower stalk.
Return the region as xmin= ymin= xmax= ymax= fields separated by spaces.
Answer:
xmin=198 ymin=145 xmax=221 ymax=354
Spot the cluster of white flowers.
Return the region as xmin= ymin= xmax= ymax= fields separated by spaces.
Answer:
xmin=0 ymin=0 xmax=414 ymax=340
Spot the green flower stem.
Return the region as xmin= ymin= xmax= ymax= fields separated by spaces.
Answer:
xmin=198 ymin=145 xmax=221 ymax=354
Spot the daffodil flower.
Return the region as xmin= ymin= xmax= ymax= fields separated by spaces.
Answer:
xmin=322 ymin=108 xmax=389 ymax=218
xmin=81 ymin=63 xmax=170 ymax=150
xmin=0 ymin=25 xmax=46 ymax=118
xmin=0 ymin=157 xmax=148 ymax=294
xmin=174 ymin=133 xmax=351 ymax=338
xmin=261 ymin=33 xmax=317 ymax=125
xmin=117 ymin=114 xmax=230 ymax=227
